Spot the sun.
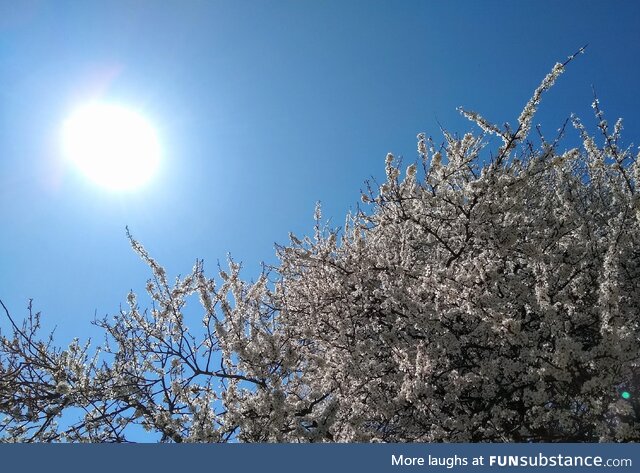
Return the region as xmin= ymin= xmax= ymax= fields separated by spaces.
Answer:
xmin=62 ymin=102 xmax=161 ymax=190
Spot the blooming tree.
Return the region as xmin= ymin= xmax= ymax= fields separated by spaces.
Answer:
xmin=2 ymin=52 xmax=639 ymax=442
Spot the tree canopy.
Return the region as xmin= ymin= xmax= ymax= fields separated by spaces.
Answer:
xmin=2 ymin=53 xmax=639 ymax=442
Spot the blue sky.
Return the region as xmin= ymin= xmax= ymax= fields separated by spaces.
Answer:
xmin=1 ymin=0 xmax=639 ymax=343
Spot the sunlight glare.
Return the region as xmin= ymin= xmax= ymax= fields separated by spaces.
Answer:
xmin=62 ymin=102 xmax=161 ymax=190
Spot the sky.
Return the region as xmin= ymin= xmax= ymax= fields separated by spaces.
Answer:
xmin=1 ymin=0 xmax=639 ymax=344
